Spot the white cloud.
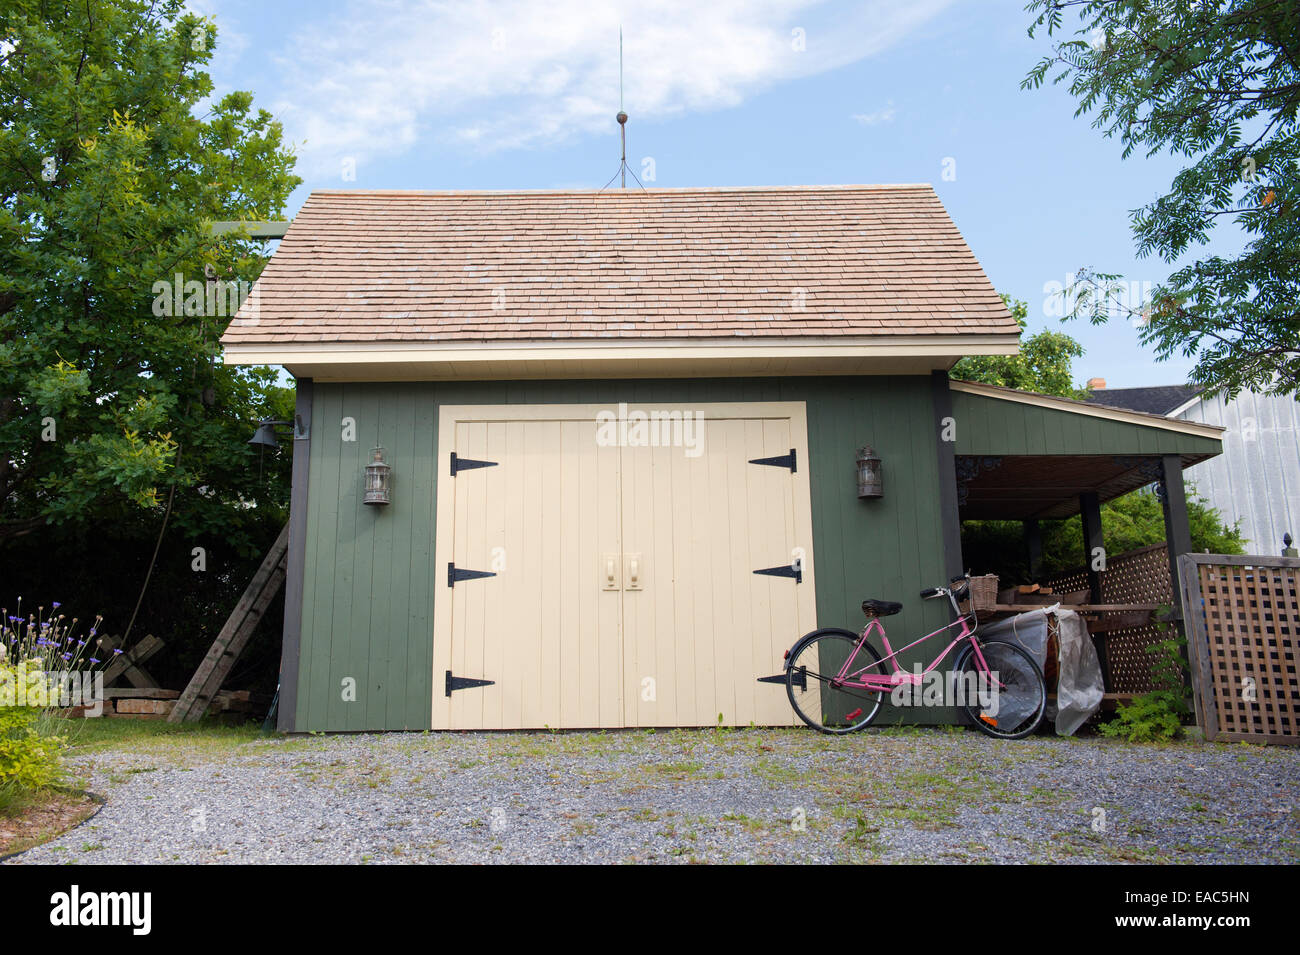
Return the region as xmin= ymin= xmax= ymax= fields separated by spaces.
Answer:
xmin=852 ymin=101 xmax=896 ymax=125
xmin=269 ymin=0 xmax=953 ymax=175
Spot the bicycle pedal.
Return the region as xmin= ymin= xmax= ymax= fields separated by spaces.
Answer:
xmin=845 ymin=707 xmax=863 ymax=722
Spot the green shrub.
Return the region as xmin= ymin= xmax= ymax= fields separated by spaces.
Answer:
xmin=0 ymin=702 xmax=65 ymax=791
xmin=1099 ymin=622 xmax=1191 ymax=743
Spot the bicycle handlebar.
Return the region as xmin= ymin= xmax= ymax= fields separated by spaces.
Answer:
xmin=922 ymin=572 xmax=971 ymax=600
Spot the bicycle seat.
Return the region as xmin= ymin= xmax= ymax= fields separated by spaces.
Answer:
xmin=861 ymin=599 xmax=902 ymax=618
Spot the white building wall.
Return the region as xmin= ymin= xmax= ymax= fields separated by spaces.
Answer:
xmin=1176 ymin=390 xmax=1300 ymax=553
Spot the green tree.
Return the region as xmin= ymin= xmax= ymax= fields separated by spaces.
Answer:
xmin=0 ymin=0 xmax=299 ymax=549
xmin=961 ymin=487 xmax=1245 ymax=583
xmin=951 ymin=295 xmax=1087 ymax=398
xmin=1040 ymin=486 xmax=1246 ymax=574
xmin=1023 ymin=0 xmax=1300 ymax=399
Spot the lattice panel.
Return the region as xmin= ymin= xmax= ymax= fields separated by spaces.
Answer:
xmin=1099 ymin=544 xmax=1172 ymax=605
xmin=1049 ymin=545 xmax=1173 ymax=694
xmin=1050 ymin=568 xmax=1088 ymax=595
xmin=1192 ymin=562 xmax=1300 ymax=744
xmin=1102 ymin=624 xmax=1173 ymax=694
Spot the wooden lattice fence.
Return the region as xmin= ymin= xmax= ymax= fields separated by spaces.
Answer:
xmin=1050 ymin=543 xmax=1173 ymax=694
xmin=1178 ymin=555 xmax=1300 ymax=745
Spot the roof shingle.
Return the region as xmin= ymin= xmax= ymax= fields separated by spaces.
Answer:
xmin=221 ymin=185 xmax=1019 ymax=346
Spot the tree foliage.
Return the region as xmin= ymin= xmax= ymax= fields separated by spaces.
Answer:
xmin=1023 ymin=0 xmax=1300 ymax=399
xmin=961 ymin=486 xmax=1246 ymax=583
xmin=951 ymin=295 xmax=1087 ymax=397
xmin=0 ymin=0 xmax=299 ymax=548
xmin=0 ymin=1 xmax=299 ymax=690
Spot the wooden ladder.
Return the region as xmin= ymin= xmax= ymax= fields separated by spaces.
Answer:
xmin=168 ymin=523 xmax=290 ymax=723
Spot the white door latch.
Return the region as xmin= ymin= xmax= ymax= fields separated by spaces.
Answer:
xmin=624 ymin=553 xmax=643 ymax=591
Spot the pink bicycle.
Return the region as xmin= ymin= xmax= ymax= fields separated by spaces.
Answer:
xmin=783 ymin=574 xmax=1046 ymax=739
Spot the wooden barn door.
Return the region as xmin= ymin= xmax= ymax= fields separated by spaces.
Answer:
xmin=431 ymin=403 xmax=816 ymax=729
xmin=431 ymin=410 xmax=623 ymax=730
xmin=619 ymin=408 xmax=815 ymax=727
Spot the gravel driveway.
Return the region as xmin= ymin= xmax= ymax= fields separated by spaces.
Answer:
xmin=7 ymin=727 xmax=1298 ymax=864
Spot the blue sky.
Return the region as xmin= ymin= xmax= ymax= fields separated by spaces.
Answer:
xmin=193 ymin=0 xmax=1240 ymax=389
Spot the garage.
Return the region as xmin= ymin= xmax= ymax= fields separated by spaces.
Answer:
xmin=219 ymin=184 xmax=1047 ymax=732
xmin=430 ymin=402 xmax=817 ymax=728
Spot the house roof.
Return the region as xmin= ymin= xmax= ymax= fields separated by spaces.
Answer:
xmin=1083 ymin=384 xmax=1201 ymax=417
xmin=220 ymin=185 xmax=1021 ymax=378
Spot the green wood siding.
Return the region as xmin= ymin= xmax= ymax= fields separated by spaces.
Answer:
xmin=294 ymin=376 xmax=952 ymax=731
xmin=951 ymin=391 xmax=1222 ymax=457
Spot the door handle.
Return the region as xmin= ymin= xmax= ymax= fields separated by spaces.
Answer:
xmin=602 ymin=554 xmax=620 ymax=591
xmin=625 ymin=553 xmax=643 ymax=591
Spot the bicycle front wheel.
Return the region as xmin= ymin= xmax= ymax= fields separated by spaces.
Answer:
xmin=957 ymin=640 xmax=1046 ymax=740
xmin=786 ymin=629 xmax=886 ymax=734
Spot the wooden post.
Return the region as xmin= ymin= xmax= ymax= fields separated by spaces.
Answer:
xmin=1176 ymin=554 xmax=1215 ymax=739
xmin=1023 ymin=519 xmax=1043 ymax=581
xmin=1080 ymin=491 xmax=1104 ymax=603
xmin=1160 ymin=455 xmax=1194 ymax=620
xmin=931 ymin=370 xmax=963 ymax=581
xmin=276 ymin=378 xmax=313 ymax=733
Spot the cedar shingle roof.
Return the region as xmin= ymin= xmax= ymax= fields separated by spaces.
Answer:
xmin=221 ymin=185 xmax=1018 ymax=346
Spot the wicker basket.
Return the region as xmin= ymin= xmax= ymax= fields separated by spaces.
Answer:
xmin=967 ymin=574 xmax=999 ymax=615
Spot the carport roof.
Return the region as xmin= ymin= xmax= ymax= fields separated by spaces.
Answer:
xmin=948 ymin=380 xmax=1223 ymax=520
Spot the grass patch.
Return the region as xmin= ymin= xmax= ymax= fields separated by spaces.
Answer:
xmin=62 ymin=718 xmax=270 ymax=755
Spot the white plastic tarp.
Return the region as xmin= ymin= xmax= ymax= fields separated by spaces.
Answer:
xmin=977 ymin=607 xmax=1103 ymax=735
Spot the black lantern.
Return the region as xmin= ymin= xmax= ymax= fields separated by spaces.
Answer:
xmin=856 ymin=446 xmax=883 ymax=498
xmin=364 ymin=446 xmax=392 ymax=506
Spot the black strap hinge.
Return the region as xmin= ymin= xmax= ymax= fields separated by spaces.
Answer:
xmin=748 ymin=449 xmax=796 ymax=472
xmin=447 ymin=562 xmax=496 ymax=588
xmin=753 ymin=563 xmax=803 ymax=584
xmin=446 ymin=670 xmax=495 ymax=697
xmin=757 ymin=667 xmax=805 ymax=691
xmin=450 ymin=452 xmax=498 ymax=476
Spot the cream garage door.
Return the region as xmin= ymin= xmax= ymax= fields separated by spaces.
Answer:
xmin=430 ymin=403 xmax=817 ymax=729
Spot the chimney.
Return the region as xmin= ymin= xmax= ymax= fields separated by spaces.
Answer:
xmin=1086 ymin=377 xmax=1106 ymax=391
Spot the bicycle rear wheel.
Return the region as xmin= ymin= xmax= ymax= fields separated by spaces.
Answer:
xmin=785 ymin=629 xmax=886 ymax=734
xmin=957 ymin=640 xmax=1046 ymax=740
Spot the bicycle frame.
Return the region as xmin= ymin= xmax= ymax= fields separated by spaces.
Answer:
xmin=829 ymin=591 xmax=995 ymax=692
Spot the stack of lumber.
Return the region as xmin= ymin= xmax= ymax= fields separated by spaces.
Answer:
xmin=59 ymin=688 xmax=263 ymax=720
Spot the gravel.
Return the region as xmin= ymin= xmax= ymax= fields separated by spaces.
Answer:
xmin=7 ymin=727 xmax=1298 ymax=864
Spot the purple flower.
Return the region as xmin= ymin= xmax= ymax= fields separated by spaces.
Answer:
xmin=112 ymin=648 xmax=123 ymax=656
xmin=52 ymin=602 xmax=61 ymax=609
xmin=61 ymin=653 xmax=71 ymax=661
xmin=88 ymin=657 xmax=100 ymax=664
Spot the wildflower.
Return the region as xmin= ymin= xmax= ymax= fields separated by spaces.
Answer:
xmin=52 ymin=602 xmax=61 ymax=609
xmin=88 ymin=657 xmax=100 ymax=664
xmin=112 ymin=648 xmax=124 ymax=656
